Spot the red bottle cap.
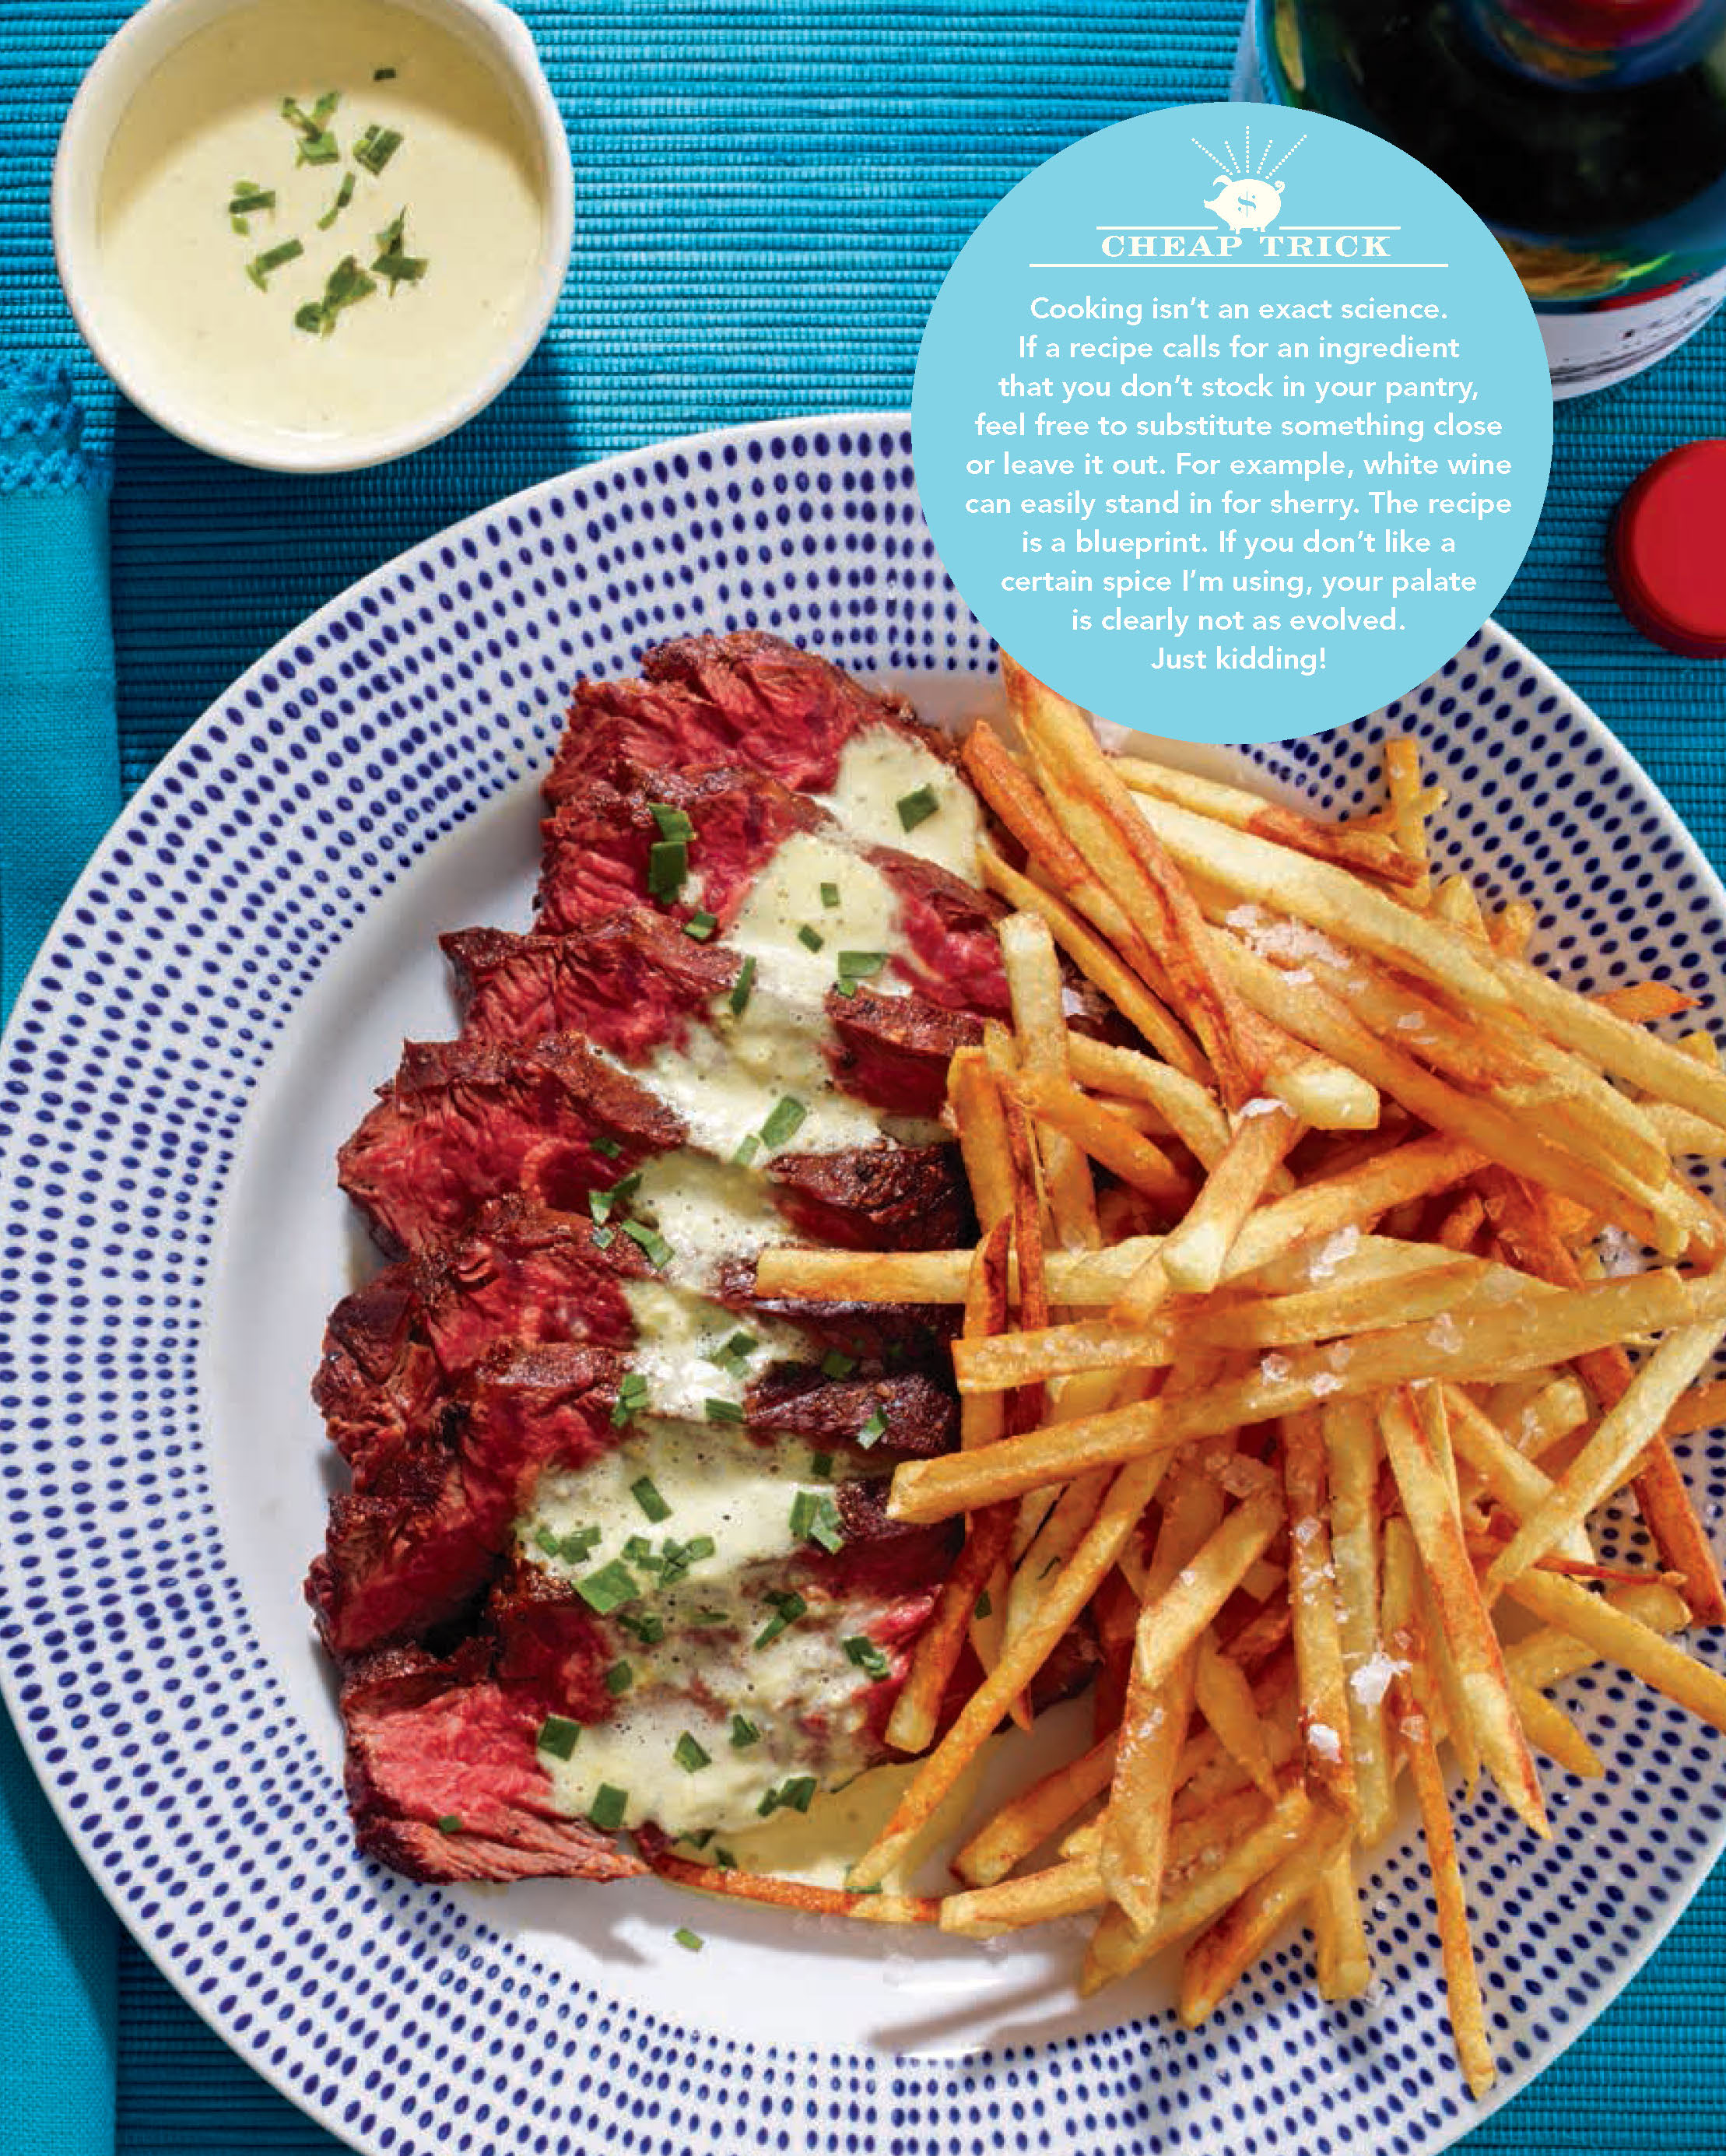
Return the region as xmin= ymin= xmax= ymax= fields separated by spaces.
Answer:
xmin=1609 ymin=439 xmax=1726 ymax=659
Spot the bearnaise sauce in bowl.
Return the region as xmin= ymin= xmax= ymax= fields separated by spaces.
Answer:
xmin=56 ymin=0 xmax=572 ymax=472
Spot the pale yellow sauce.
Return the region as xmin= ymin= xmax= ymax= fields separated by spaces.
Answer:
xmin=521 ymin=764 xmax=974 ymax=1838
xmin=97 ymin=0 xmax=545 ymax=448
xmin=816 ymin=731 xmax=984 ymax=881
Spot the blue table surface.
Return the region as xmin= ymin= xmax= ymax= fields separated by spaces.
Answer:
xmin=3 ymin=3 xmax=1724 ymax=2151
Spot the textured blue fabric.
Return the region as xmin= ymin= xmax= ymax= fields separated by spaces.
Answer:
xmin=0 ymin=360 xmax=120 ymax=2153
xmin=0 ymin=3 xmax=1721 ymax=2151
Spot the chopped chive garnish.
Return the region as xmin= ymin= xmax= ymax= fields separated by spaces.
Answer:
xmin=576 ymin=1560 xmax=640 ymax=1615
xmin=231 ymin=215 xmax=250 ymax=235
xmin=619 ymin=1610 xmax=665 ymax=1646
xmin=811 ymin=1450 xmax=833 ymax=1479
xmin=436 ymin=1814 xmax=463 ymax=1834
xmin=820 ymin=1348 xmax=858 ymax=1380
xmin=858 ymin=1407 xmax=889 ymax=1449
xmin=975 ymin=1589 xmax=992 ymax=1619
xmin=246 ymin=237 xmax=304 ymax=290
xmin=729 ymin=1712 xmax=760 ymax=1750
xmin=837 ymin=950 xmax=886 ymax=978
xmin=796 ymin=925 xmax=825 ymax=953
xmin=374 ymin=65 xmax=398 ymax=79
xmin=594 ymin=1136 xmax=623 ymax=1160
xmin=588 ymin=1784 xmax=628 ymax=1831
xmin=228 ymin=186 xmax=275 ymax=216
xmin=681 ymin=1828 xmax=714 ymax=1850
xmin=589 ymin=1170 xmax=643 ymax=1225
xmin=704 ymin=1397 xmax=745 ymax=1425
xmin=728 ymin=954 xmax=756 ymax=1016
xmin=537 ymin=1713 xmax=581 ymax=1761
xmin=560 ymin=1526 xmax=602 ymax=1562
xmin=673 ymin=1732 xmax=711 ymax=1775
xmin=611 ymin=1371 xmax=649 ymax=1428
xmin=623 ymin=1534 xmax=654 ymax=1564
xmin=353 ymin=122 xmax=405 ymax=174
xmin=631 ymin=1475 xmax=672 ymax=1523
xmin=293 ymin=252 xmax=377 ymax=335
xmin=278 ymin=92 xmax=341 ymax=165
xmin=820 ymin=881 xmax=841 ymax=908
xmin=648 ymin=802 xmax=695 ymax=842
xmin=896 ymin=785 xmax=940 ymax=832
xmin=844 ymin=1635 xmax=890 ymax=1680
xmin=371 ymin=207 xmax=428 ymax=293
xmin=657 ymin=1533 xmax=715 ymax=1586
xmin=534 ymin=1524 xmax=562 ymax=1557
xmin=790 ymin=1489 xmax=844 ymax=1552
xmin=591 ymin=1225 xmax=616 ymax=1250
xmin=763 ymin=1775 xmax=817 ymax=1815
xmin=710 ymin=1330 xmax=757 ymax=1377
xmin=647 ymin=837 xmax=687 ymax=901
xmin=759 ymin=1096 xmax=807 ymax=1150
xmin=833 ymin=978 xmax=858 ymax=999
xmin=689 ymin=1608 xmax=730 ymax=1628
xmin=754 ymin=1589 xmax=807 ymax=1649
xmin=731 ymin=1132 xmax=761 ymax=1168
xmin=604 ymin=1659 xmax=633 ymax=1696
xmin=316 ymin=171 xmax=356 ymax=230
xmin=683 ymin=910 xmax=718 ymax=941
xmin=621 ymin=1220 xmax=674 ymax=1269
xmin=673 ymin=1926 xmax=705 ymax=1952
xmin=715 ymin=1846 xmax=738 ymax=1870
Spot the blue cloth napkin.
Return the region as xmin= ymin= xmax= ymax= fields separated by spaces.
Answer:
xmin=0 ymin=355 xmax=121 ymax=2153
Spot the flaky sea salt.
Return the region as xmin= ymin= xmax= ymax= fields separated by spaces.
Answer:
xmin=1307 ymin=1224 xmax=1361 ymax=1283
xmin=1259 ymin=1353 xmax=1293 ymax=1384
xmin=1239 ymin=1095 xmax=1288 ymax=1120
xmin=1310 ymin=1372 xmax=1344 ymax=1398
xmin=1427 ymin=1312 xmax=1463 ymax=1354
xmin=1597 ymin=1223 xmax=1646 ymax=1277
xmin=1307 ymin=1722 xmax=1342 ymax=1763
xmin=1349 ymin=1649 xmax=1409 ymax=1711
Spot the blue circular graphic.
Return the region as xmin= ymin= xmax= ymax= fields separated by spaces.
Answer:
xmin=912 ymin=103 xmax=1553 ymax=743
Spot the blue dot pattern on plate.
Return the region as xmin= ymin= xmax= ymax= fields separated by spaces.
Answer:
xmin=1 ymin=418 xmax=1724 ymax=2156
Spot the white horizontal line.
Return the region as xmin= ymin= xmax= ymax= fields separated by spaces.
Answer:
xmin=1282 ymin=225 xmax=1403 ymax=230
xmin=1029 ymin=262 xmax=1451 ymax=269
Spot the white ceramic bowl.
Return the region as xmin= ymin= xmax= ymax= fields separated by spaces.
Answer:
xmin=52 ymin=0 xmax=574 ymax=473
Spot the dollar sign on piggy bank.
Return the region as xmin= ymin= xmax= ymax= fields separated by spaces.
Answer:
xmin=1205 ymin=176 xmax=1283 ymax=234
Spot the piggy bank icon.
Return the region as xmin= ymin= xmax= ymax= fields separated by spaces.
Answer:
xmin=1205 ymin=176 xmax=1283 ymax=233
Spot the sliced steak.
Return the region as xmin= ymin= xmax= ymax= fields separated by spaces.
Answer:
xmin=769 ymin=1142 xmax=974 ymax=1252
xmin=340 ymin=1639 xmax=646 ymax=1885
xmin=308 ymin=1344 xmax=623 ymax=1659
xmin=448 ymin=914 xmax=979 ymax=1122
xmin=543 ymin=630 xmax=920 ymax=802
xmin=537 ymin=764 xmax=826 ymax=936
xmin=339 ymin=1034 xmax=684 ymax=1257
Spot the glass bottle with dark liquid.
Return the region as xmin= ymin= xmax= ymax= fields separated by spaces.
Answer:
xmin=1235 ymin=0 xmax=1726 ymax=395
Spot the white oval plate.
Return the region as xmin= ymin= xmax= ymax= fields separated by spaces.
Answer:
xmin=3 ymin=416 xmax=1724 ymax=2156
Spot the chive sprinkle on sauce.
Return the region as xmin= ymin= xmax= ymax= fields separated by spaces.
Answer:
xmin=536 ymin=1713 xmax=581 ymax=1761
xmin=896 ymin=784 xmax=940 ymax=831
xmin=316 ymin=171 xmax=356 ymax=230
xmin=353 ymin=121 xmax=405 ymax=175
xmin=280 ymin=90 xmax=341 ymax=166
xmin=588 ymin=1784 xmax=628 ymax=1832
xmin=245 ymin=237 xmax=303 ymax=290
xmin=673 ymin=1926 xmax=705 ymax=1952
xmin=371 ymin=208 xmax=428 ymax=293
xmin=293 ymin=253 xmax=377 ymax=337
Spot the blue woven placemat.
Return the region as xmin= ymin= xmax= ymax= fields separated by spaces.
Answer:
xmin=3 ymin=4 xmax=1724 ymax=2151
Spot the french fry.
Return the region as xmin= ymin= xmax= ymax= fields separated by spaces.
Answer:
xmin=1441 ymin=1383 xmax=1593 ymax=1567
xmin=947 ymin=1050 xmax=1016 ymax=1233
xmin=1177 ymin=1803 xmax=1354 ymax=2025
xmin=1113 ymin=751 xmax=1426 ymax=889
xmin=645 ymin=1847 xmax=938 ymax=1926
xmin=1005 ymin=1068 xmax=1195 ymax=1215
xmin=1433 ymin=873 xmax=1486 ymax=939
xmin=1143 ymin=1101 xmax=1305 ymax=1302
xmin=1282 ymin=1409 xmax=1356 ymax=1812
xmin=1484 ymin=1321 xmax=1725 ymax=1595
xmin=1596 ymin=982 xmax=1698 ymax=1024
xmin=1501 ymin=1581 xmax=1689 ymax=1692
xmin=951 ymin=1733 xmax=1118 ymax=1888
xmin=1065 ymin=1032 xmax=1233 ymax=1168
xmin=1504 ymin=1570 xmax=1726 ymax=1736
xmin=1083 ymin=1782 xmax=1317 ymax=1997
xmin=1384 ymin=1519 xmax=1498 ymax=2101
xmin=999 ymin=911 xmax=1100 ymax=1252
xmin=1509 ymin=1679 xmax=1605 ymax=1779
xmin=1195 ymin=1628 xmax=1279 ymax=1799
xmin=1384 ymin=736 xmax=1434 ymax=904
xmin=1380 ymin=1385 xmax=1548 ymax=1836
xmin=851 ymin=1444 xmax=1176 ymax=1890
xmin=941 ymin=1855 xmax=1103 ymax=1937
xmin=1321 ymin=1396 xmax=1396 ymax=1846
xmin=979 ymin=844 xmax=1206 ymax=1079
xmin=1488 ymin=897 xmax=1538 ymax=957
xmin=889 ymin=1271 xmax=1695 ymax=1525
xmin=1311 ymin=1854 xmax=1373 ymax=2003
xmin=1101 ymin=1458 xmax=1227 ymax=1930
